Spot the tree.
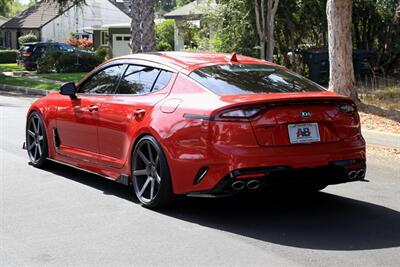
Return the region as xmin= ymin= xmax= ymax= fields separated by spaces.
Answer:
xmin=0 ymin=0 xmax=12 ymax=17
xmin=326 ymin=0 xmax=357 ymax=99
xmin=254 ymin=0 xmax=279 ymax=60
xmin=130 ymin=0 xmax=156 ymax=53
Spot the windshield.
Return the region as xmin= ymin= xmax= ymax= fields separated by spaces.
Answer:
xmin=189 ymin=64 xmax=326 ymax=95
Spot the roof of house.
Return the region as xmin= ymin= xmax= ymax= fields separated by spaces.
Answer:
xmin=0 ymin=1 xmax=73 ymax=29
xmin=109 ymin=0 xmax=131 ymax=17
xmin=164 ymin=1 xmax=217 ymax=20
xmin=0 ymin=15 xmax=8 ymax=26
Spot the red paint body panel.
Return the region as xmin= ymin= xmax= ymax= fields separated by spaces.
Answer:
xmin=26 ymin=52 xmax=366 ymax=195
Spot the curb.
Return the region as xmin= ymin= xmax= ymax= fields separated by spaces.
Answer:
xmin=0 ymin=84 xmax=49 ymax=97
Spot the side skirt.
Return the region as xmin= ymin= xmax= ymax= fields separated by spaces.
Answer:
xmin=46 ymin=158 xmax=130 ymax=186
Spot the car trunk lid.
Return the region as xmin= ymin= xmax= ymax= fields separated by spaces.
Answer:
xmin=217 ymin=92 xmax=360 ymax=147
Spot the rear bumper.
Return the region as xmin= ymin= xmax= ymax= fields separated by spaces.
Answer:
xmin=170 ymin=135 xmax=366 ymax=194
xmin=205 ymin=158 xmax=366 ymax=195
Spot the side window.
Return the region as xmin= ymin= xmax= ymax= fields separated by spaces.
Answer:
xmin=60 ymin=44 xmax=75 ymax=52
xmin=117 ymin=65 xmax=160 ymax=95
xmin=34 ymin=45 xmax=45 ymax=55
xmin=152 ymin=70 xmax=173 ymax=92
xmin=78 ymin=65 xmax=123 ymax=94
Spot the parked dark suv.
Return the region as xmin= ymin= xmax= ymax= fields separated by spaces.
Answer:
xmin=18 ymin=42 xmax=93 ymax=71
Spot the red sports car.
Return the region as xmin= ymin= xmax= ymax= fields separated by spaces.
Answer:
xmin=25 ymin=52 xmax=366 ymax=208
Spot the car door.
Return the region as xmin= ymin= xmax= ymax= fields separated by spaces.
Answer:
xmin=96 ymin=64 xmax=175 ymax=169
xmin=55 ymin=64 xmax=124 ymax=163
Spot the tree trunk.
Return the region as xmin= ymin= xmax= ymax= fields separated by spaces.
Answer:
xmin=254 ymin=0 xmax=279 ymax=61
xmin=141 ymin=0 xmax=155 ymax=52
xmin=326 ymin=0 xmax=357 ymax=100
xmin=265 ymin=0 xmax=278 ymax=61
xmin=254 ymin=0 xmax=265 ymax=59
xmin=130 ymin=0 xmax=142 ymax=53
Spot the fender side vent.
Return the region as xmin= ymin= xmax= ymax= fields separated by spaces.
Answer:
xmin=52 ymin=128 xmax=61 ymax=150
xmin=193 ymin=167 xmax=208 ymax=185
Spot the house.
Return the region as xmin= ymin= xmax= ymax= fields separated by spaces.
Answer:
xmin=90 ymin=1 xmax=166 ymax=57
xmin=0 ymin=15 xmax=7 ymax=26
xmin=0 ymin=0 xmax=131 ymax=50
xmin=0 ymin=15 xmax=8 ymax=47
xmin=164 ymin=0 xmax=216 ymax=51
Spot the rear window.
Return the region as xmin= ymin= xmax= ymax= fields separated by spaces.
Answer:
xmin=20 ymin=45 xmax=34 ymax=52
xmin=189 ymin=64 xmax=326 ymax=95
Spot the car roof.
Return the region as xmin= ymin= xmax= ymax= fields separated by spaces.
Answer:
xmin=111 ymin=51 xmax=282 ymax=74
xmin=23 ymin=42 xmax=64 ymax=46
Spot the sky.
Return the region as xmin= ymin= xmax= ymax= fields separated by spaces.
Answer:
xmin=19 ymin=0 xmax=31 ymax=4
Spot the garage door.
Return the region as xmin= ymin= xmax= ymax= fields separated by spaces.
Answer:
xmin=113 ymin=34 xmax=131 ymax=57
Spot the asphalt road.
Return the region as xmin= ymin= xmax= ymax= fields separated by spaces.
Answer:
xmin=1 ymin=94 xmax=399 ymax=266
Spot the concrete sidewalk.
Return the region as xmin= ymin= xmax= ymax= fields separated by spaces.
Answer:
xmin=363 ymin=129 xmax=400 ymax=149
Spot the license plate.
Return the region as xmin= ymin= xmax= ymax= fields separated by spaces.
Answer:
xmin=288 ymin=123 xmax=320 ymax=144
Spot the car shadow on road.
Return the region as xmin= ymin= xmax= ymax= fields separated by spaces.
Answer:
xmin=44 ymin=161 xmax=139 ymax=203
xmin=44 ymin=161 xmax=400 ymax=251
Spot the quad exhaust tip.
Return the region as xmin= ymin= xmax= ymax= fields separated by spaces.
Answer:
xmin=231 ymin=179 xmax=261 ymax=191
xmin=348 ymin=169 xmax=365 ymax=180
xmin=247 ymin=180 xmax=261 ymax=190
xmin=231 ymin=181 xmax=245 ymax=191
xmin=348 ymin=170 xmax=358 ymax=180
xmin=357 ymin=169 xmax=365 ymax=179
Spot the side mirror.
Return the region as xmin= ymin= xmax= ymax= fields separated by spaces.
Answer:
xmin=60 ymin=82 xmax=77 ymax=99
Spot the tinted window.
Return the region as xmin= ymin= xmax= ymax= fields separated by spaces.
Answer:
xmin=117 ymin=65 xmax=160 ymax=95
xmin=78 ymin=65 xmax=123 ymax=94
xmin=21 ymin=45 xmax=34 ymax=52
xmin=59 ymin=44 xmax=75 ymax=52
xmin=153 ymin=70 xmax=173 ymax=91
xmin=189 ymin=64 xmax=326 ymax=95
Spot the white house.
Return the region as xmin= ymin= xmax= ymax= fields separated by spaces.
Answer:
xmin=0 ymin=0 xmax=131 ymax=50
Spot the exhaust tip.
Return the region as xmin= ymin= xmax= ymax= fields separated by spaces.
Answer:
xmin=247 ymin=180 xmax=261 ymax=190
xmin=348 ymin=170 xmax=357 ymax=180
xmin=231 ymin=181 xmax=245 ymax=191
xmin=357 ymin=169 xmax=365 ymax=179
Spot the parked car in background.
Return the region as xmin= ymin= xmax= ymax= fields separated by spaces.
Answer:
xmin=18 ymin=42 xmax=94 ymax=71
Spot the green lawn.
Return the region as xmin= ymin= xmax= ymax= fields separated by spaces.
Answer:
xmin=37 ymin=72 xmax=87 ymax=82
xmin=0 ymin=75 xmax=57 ymax=90
xmin=0 ymin=63 xmax=24 ymax=72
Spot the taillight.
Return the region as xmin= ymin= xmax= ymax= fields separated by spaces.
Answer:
xmin=22 ymin=52 xmax=32 ymax=57
xmin=216 ymin=107 xmax=263 ymax=121
xmin=336 ymin=102 xmax=356 ymax=115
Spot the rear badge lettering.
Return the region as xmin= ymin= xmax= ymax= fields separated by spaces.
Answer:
xmin=300 ymin=111 xmax=312 ymax=118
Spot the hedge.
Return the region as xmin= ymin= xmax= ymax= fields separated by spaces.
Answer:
xmin=18 ymin=33 xmax=37 ymax=46
xmin=37 ymin=51 xmax=103 ymax=73
xmin=0 ymin=50 xmax=18 ymax=63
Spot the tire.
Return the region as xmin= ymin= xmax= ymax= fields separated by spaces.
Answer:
xmin=26 ymin=111 xmax=48 ymax=168
xmin=131 ymin=135 xmax=174 ymax=209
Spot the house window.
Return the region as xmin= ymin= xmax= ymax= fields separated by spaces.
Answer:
xmin=101 ymin=31 xmax=109 ymax=46
xmin=4 ymin=31 xmax=11 ymax=48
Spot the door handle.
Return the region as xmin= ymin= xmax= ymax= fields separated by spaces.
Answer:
xmin=134 ymin=109 xmax=146 ymax=118
xmin=88 ymin=105 xmax=99 ymax=112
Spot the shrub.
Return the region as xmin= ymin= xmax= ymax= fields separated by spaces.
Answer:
xmin=55 ymin=53 xmax=102 ymax=73
xmin=37 ymin=51 xmax=59 ymax=73
xmin=37 ymin=51 xmax=103 ymax=73
xmin=78 ymin=38 xmax=93 ymax=50
xmin=66 ymin=36 xmax=93 ymax=50
xmin=18 ymin=33 xmax=38 ymax=46
xmin=156 ymin=19 xmax=175 ymax=51
xmin=66 ymin=36 xmax=79 ymax=47
xmin=95 ymin=47 xmax=110 ymax=61
xmin=0 ymin=50 xmax=18 ymax=63
xmin=156 ymin=40 xmax=173 ymax=51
